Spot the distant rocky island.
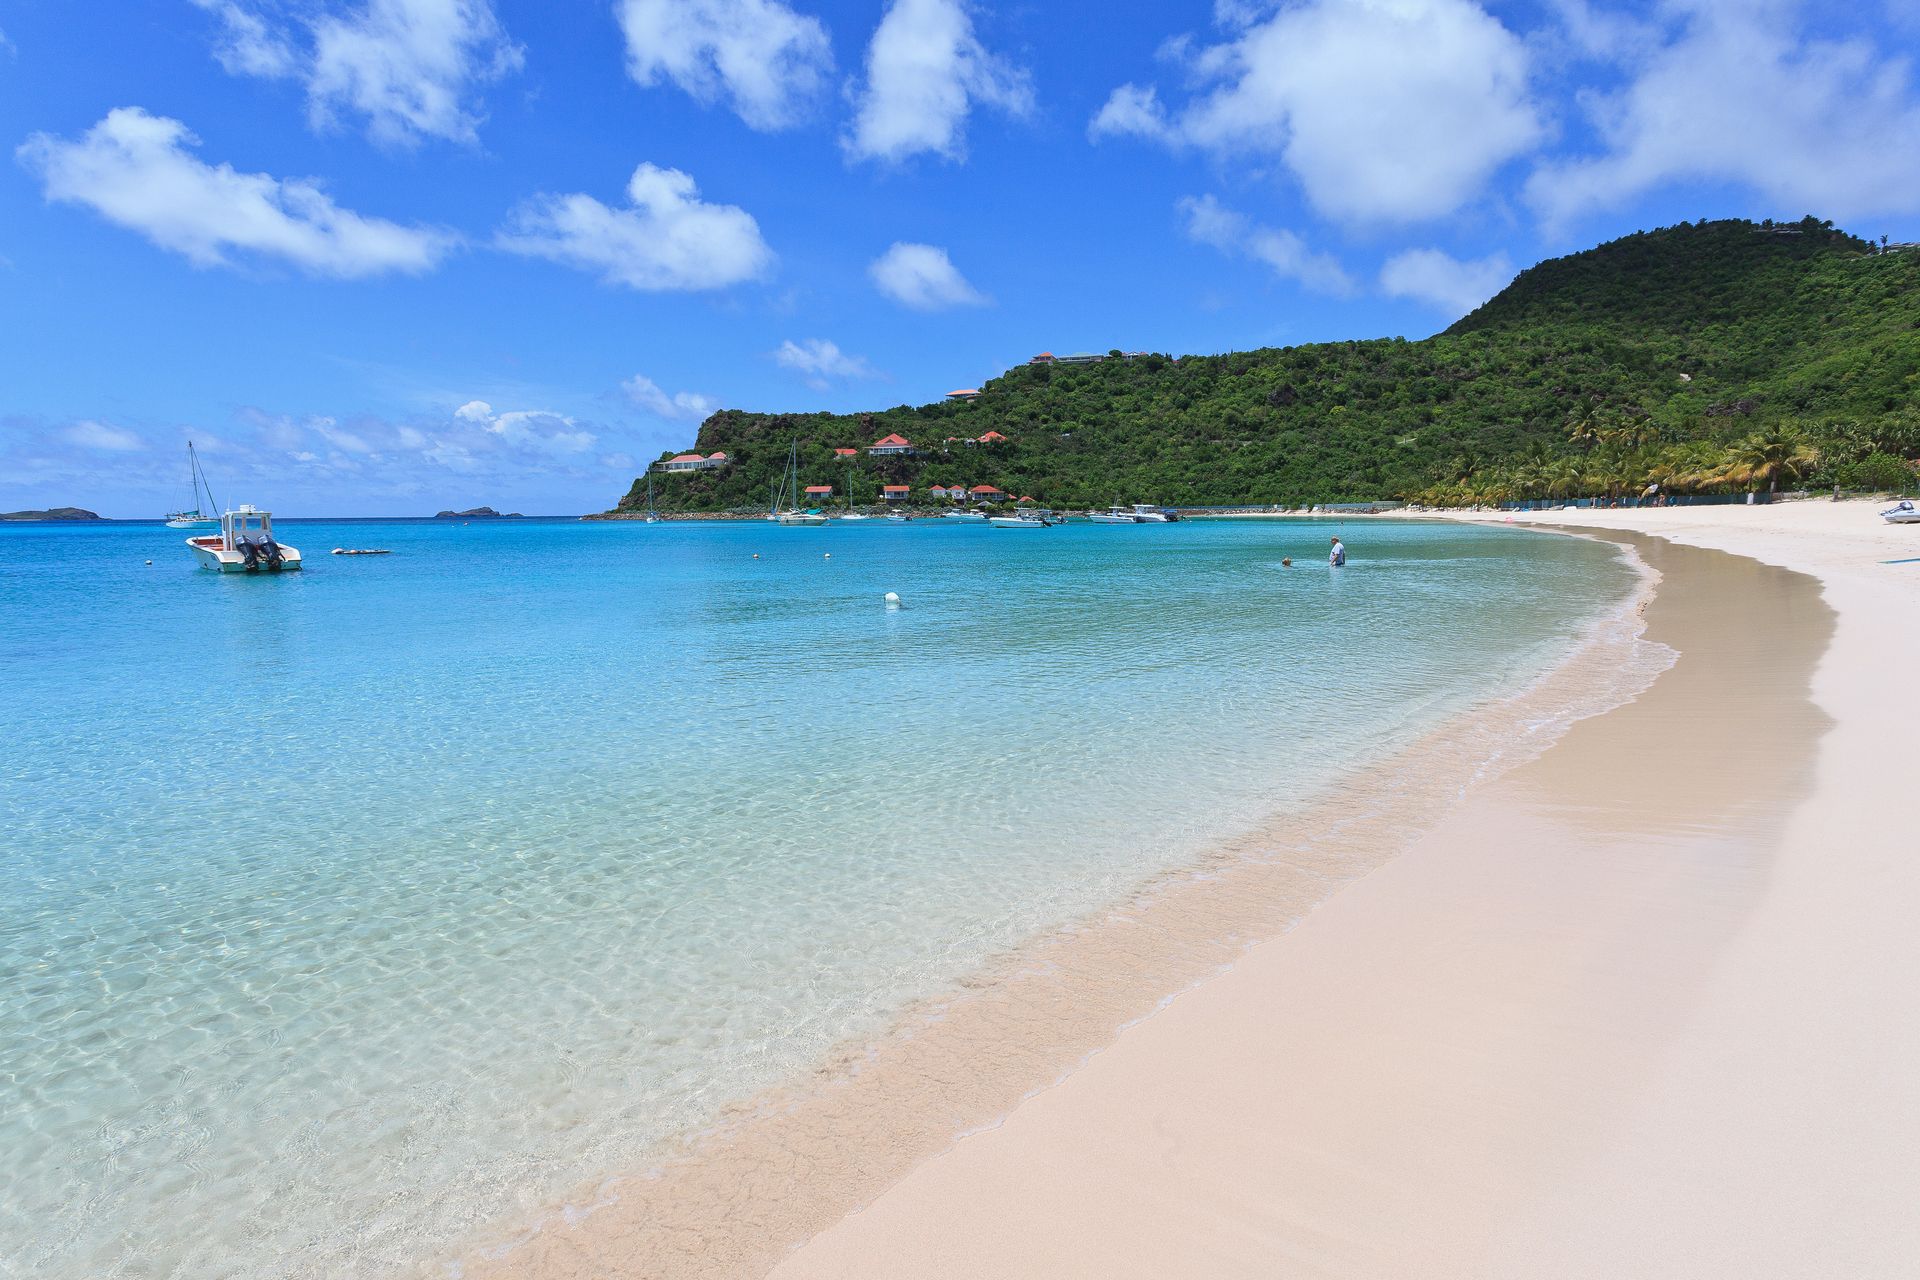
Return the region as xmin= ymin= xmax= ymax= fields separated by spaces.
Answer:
xmin=2 ymin=507 xmax=101 ymax=521
xmin=434 ymin=507 xmax=523 ymax=518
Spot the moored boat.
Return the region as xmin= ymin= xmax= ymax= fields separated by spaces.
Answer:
xmin=942 ymin=509 xmax=988 ymax=522
xmin=188 ymin=506 xmax=302 ymax=572
xmin=1088 ymin=505 xmax=1140 ymax=524
xmin=769 ymin=439 xmax=831 ymax=525
xmin=164 ymin=441 xmax=220 ymax=528
xmin=990 ymin=508 xmax=1057 ymax=528
xmin=1130 ymin=503 xmax=1180 ymax=522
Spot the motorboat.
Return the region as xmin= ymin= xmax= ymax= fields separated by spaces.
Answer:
xmin=942 ymin=509 xmax=988 ymax=522
xmin=836 ymin=512 xmax=873 ymax=522
xmin=1130 ymin=503 xmax=1180 ymax=522
xmin=990 ymin=509 xmax=1056 ymax=529
xmin=886 ymin=512 xmax=912 ymax=522
xmin=164 ymin=440 xmax=220 ymax=528
xmin=188 ymin=506 xmax=302 ymax=572
xmin=1882 ymin=500 xmax=1920 ymax=525
xmin=1088 ymin=505 xmax=1140 ymax=524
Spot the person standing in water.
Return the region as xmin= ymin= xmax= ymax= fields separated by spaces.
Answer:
xmin=1329 ymin=536 xmax=1346 ymax=566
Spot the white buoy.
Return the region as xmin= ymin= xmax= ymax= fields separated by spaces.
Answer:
xmin=145 ymin=559 xmax=153 ymax=565
xmin=824 ymin=552 xmax=832 ymax=559
xmin=884 ymin=591 xmax=901 ymax=607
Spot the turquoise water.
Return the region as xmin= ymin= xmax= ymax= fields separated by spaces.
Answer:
xmin=0 ymin=516 xmax=1633 ymax=1278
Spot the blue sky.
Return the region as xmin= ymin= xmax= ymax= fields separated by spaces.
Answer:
xmin=4 ymin=0 xmax=1919 ymax=516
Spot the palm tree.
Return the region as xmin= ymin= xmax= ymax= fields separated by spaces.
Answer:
xmin=1723 ymin=427 xmax=1820 ymax=495
xmin=1540 ymin=458 xmax=1583 ymax=499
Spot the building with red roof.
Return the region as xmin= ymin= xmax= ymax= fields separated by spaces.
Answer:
xmin=657 ymin=451 xmax=726 ymax=472
xmin=976 ymin=430 xmax=1007 ymax=444
xmin=881 ymin=484 xmax=912 ymax=501
xmin=868 ymin=433 xmax=917 ymax=456
xmin=1029 ymin=352 xmax=1056 ymax=364
xmin=945 ymin=389 xmax=980 ymax=401
xmin=969 ymin=484 xmax=1006 ymax=502
xmin=833 ymin=447 xmax=858 ymax=457
xmin=803 ymin=485 xmax=834 ymax=497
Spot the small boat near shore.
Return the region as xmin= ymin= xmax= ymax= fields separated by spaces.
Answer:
xmin=769 ymin=439 xmax=831 ymax=525
xmin=331 ymin=548 xmax=392 ymax=556
xmin=1088 ymin=504 xmax=1139 ymax=523
xmin=188 ymin=506 xmax=302 ymax=573
xmin=990 ymin=508 xmax=1058 ymax=528
xmin=1882 ymin=500 xmax=1920 ymax=525
xmin=943 ymin=510 xmax=988 ymax=522
xmin=1130 ymin=503 xmax=1180 ymax=523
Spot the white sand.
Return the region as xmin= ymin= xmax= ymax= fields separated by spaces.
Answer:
xmin=770 ymin=501 xmax=1920 ymax=1279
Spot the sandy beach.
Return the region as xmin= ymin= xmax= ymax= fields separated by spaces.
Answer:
xmin=762 ymin=500 xmax=1920 ymax=1279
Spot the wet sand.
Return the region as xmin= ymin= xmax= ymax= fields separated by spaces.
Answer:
xmin=770 ymin=502 xmax=1920 ymax=1279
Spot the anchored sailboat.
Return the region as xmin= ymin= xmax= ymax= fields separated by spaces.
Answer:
xmin=769 ymin=439 xmax=829 ymax=525
xmin=164 ymin=441 xmax=220 ymax=528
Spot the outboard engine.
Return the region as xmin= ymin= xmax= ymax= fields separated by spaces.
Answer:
xmin=238 ymin=531 xmax=286 ymax=572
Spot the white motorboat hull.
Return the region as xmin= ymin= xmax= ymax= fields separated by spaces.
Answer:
xmin=989 ymin=517 xmax=1049 ymax=528
xmin=1088 ymin=513 xmax=1139 ymax=523
xmin=190 ymin=539 xmax=303 ymax=572
xmin=942 ymin=511 xmax=988 ymax=522
xmin=777 ymin=512 xmax=830 ymax=525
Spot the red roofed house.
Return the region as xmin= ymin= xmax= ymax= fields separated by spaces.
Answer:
xmin=803 ymin=485 xmax=834 ymax=500
xmin=969 ymin=484 xmax=1006 ymax=503
xmin=928 ymin=484 xmax=953 ymax=500
xmin=945 ymin=389 xmax=981 ymax=401
xmin=1017 ymin=495 xmax=1037 ymax=505
xmin=833 ymin=447 xmax=858 ymax=458
xmin=868 ymin=433 xmax=917 ymax=456
xmin=1029 ymin=352 xmax=1056 ymax=365
xmin=882 ymin=484 xmax=912 ymax=502
xmin=976 ymin=430 xmax=1007 ymax=445
xmin=657 ymin=450 xmax=728 ymax=473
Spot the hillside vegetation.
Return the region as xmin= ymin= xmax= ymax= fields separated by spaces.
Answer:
xmin=616 ymin=217 xmax=1920 ymax=514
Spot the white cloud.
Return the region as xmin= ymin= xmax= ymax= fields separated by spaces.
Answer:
xmin=622 ymin=374 xmax=721 ymax=420
xmin=16 ymin=107 xmax=454 ymax=277
xmin=454 ymin=398 xmax=493 ymax=422
xmin=194 ymin=1 xmax=297 ymax=76
xmin=1091 ymin=0 xmax=1544 ymax=223
xmin=772 ymin=338 xmax=879 ymax=389
xmin=845 ymin=0 xmax=1032 ymax=163
xmin=868 ymin=241 xmax=987 ymax=309
xmin=66 ymin=420 xmax=146 ymax=451
xmin=1527 ymin=1 xmax=1920 ymax=228
xmin=190 ymin=0 xmax=523 ymax=147
xmin=616 ymin=0 xmax=833 ymax=130
xmin=1379 ymin=246 xmax=1511 ymax=314
xmin=1178 ymin=195 xmax=1355 ymax=295
xmin=497 ymin=162 xmax=774 ymax=291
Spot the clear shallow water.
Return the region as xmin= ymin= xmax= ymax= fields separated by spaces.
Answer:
xmin=0 ymin=516 xmax=1632 ymax=1278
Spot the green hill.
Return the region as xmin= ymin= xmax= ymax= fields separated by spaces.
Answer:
xmin=614 ymin=217 xmax=1920 ymax=514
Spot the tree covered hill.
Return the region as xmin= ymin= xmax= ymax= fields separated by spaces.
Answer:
xmin=616 ymin=217 xmax=1920 ymax=514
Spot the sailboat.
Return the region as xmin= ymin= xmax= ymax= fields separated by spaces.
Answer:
xmin=642 ymin=472 xmax=661 ymax=523
xmin=164 ymin=441 xmax=220 ymax=528
xmin=769 ymin=439 xmax=829 ymax=525
xmin=837 ymin=459 xmax=871 ymax=520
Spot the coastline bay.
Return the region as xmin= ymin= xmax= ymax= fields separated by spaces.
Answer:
xmin=1 ymin=517 xmax=1635 ymax=1279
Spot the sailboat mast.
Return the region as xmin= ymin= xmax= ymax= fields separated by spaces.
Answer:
xmin=191 ymin=442 xmax=220 ymax=516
